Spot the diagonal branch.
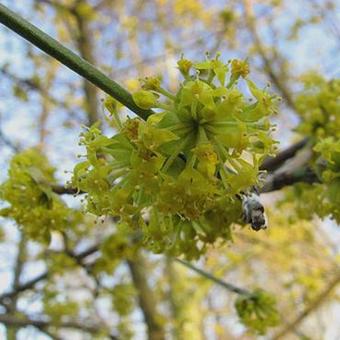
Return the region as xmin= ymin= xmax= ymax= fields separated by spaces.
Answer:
xmin=0 ymin=4 xmax=152 ymax=120
xmin=73 ymin=1 xmax=99 ymax=126
xmin=260 ymin=166 xmax=319 ymax=193
xmin=260 ymin=138 xmax=309 ymax=172
xmin=127 ymin=255 xmax=166 ymax=340
xmin=272 ymin=272 xmax=340 ymax=339
xmin=175 ymin=259 xmax=251 ymax=296
xmin=5 ymin=233 xmax=26 ymax=339
xmin=51 ymin=184 xmax=80 ymax=195
xmin=1 ymin=67 xmax=79 ymax=118
xmin=0 ymin=244 xmax=99 ymax=304
xmin=243 ymin=0 xmax=296 ymax=111
xmin=0 ymin=313 xmax=118 ymax=339
xmin=0 ymin=272 xmax=48 ymax=305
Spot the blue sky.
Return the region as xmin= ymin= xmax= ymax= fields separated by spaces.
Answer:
xmin=0 ymin=0 xmax=340 ymax=339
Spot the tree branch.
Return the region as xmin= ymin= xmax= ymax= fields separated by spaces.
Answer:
xmin=272 ymin=272 xmax=340 ymax=339
xmin=1 ymin=66 xmax=79 ymax=119
xmin=260 ymin=138 xmax=309 ymax=172
xmin=72 ymin=0 xmax=99 ymax=125
xmin=243 ymin=0 xmax=296 ymax=111
xmin=0 ymin=244 xmax=99 ymax=304
xmin=175 ymin=259 xmax=251 ymax=296
xmin=5 ymin=233 xmax=26 ymax=339
xmin=51 ymin=185 xmax=80 ymax=195
xmin=0 ymin=313 xmax=118 ymax=339
xmin=0 ymin=272 xmax=48 ymax=305
xmin=0 ymin=4 xmax=152 ymax=120
xmin=36 ymin=0 xmax=70 ymax=11
xmin=0 ymin=112 xmax=21 ymax=152
xmin=260 ymin=166 xmax=319 ymax=193
xmin=127 ymin=255 xmax=166 ymax=340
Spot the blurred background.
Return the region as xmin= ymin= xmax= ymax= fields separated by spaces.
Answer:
xmin=0 ymin=0 xmax=339 ymax=339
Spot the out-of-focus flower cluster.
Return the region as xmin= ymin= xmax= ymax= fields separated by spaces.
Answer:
xmin=285 ymin=74 xmax=340 ymax=223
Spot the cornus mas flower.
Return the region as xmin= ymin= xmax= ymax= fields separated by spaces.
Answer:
xmin=0 ymin=149 xmax=81 ymax=243
xmin=283 ymin=75 xmax=340 ymax=223
xmin=235 ymin=289 xmax=280 ymax=335
xmin=71 ymin=55 xmax=279 ymax=259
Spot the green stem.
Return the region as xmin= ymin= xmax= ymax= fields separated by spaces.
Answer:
xmin=175 ymin=259 xmax=251 ymax=296
xmin=0 ymin=4 xmax=152 ymax=120
xmin=187 ymin=153 xmax=197 ymax=168
xmin=156 ymin=103 xmax=172 ymax=111
xmin=162 ymin=135 xmax=190 ymax=172
xmin=191 ymin=100 xmax=198 ymax=120
xmin=158 ymin=88 xmax=176 ymax=100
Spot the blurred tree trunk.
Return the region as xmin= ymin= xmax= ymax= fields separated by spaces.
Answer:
xmin=128 ymin=255 xmax=165 ymax=340
xmin=6 ymin=233 xmax=26 ymax=340
xmin=74 ymin=0 xmax=99 ymax=125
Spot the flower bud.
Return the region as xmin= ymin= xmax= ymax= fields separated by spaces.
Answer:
xmin=231 ymin=59 xmax=249 ymax=80
xmin=132 ymin=90 xmax=158 ymax=109
xmin=141 ymin=76 xmax=161 ymax=91
xmin=177 ymin=58 xmax=193 ymax=76
xmin=122 ymin=118 xmax=141 ymax=142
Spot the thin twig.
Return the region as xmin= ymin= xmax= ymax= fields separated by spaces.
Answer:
xmin=0 ymin=244 xmax=99 ymax=304
xmin=272 ymin=272 xmax=340 ymax=339
xmin=260 ymin=138 xmax=309 ymax=172
xmin=51 ymin=185 xmax=80 ymax=195
xmin=0 ymin=113 xmax=20 ymax=152
xmin=0 ymin=67 xmax=76 ymax=116
xmin=260 ymin=166 xmax=319 ymax=193
xmin=175 ymin=259 xmax=251 ymax=296
xmin=127 ymin=256 xmax=166 ymax=340
xmin=243 ymin=0 xmax=296 ymax=111
xmin=0 ymin=313 xmax=118 ymax=339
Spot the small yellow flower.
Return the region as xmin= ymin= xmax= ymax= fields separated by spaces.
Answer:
xmin=231 ymin=59 xmax=249 ymax=79
xmin=141 ymin=76 xmax=161 ymax=91
xmin=177 ymin=58 xmax=193 ymax=76
xmin=122 ymin=118 xmax=141 ymax=142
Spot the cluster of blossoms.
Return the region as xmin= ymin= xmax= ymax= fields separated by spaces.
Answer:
xmin=235 ymin=289 xmax=280 ymax=334
xmin=286 ymin=74 xmax=340 ymax=222
xmin=0 ymin=56 xmax=281 ymax=336
xmin=71 ymin=55 xmax=279 ymax=258
xmin=0 ymin=149 xmax=79 ymax=243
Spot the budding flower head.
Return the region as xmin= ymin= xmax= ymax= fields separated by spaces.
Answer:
xmin=122 ymin=118 xmax=141 ymax=141
xmin=177 ymin=56 xmax=193 ymax=76
xmin=140 ymin=76 xmax=176 ymax=103
xmin=132 ymin=90 xmax=158 ymax=109
xmin=193 ymin=143 xmax=218 ymax=178
xmin=193 ymin=143 xmax=218 ymax=164
xmin=141 ymin=76 xmax=162 ymax=91
xmin=231 ymin=59 xmax=250 ymax=80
